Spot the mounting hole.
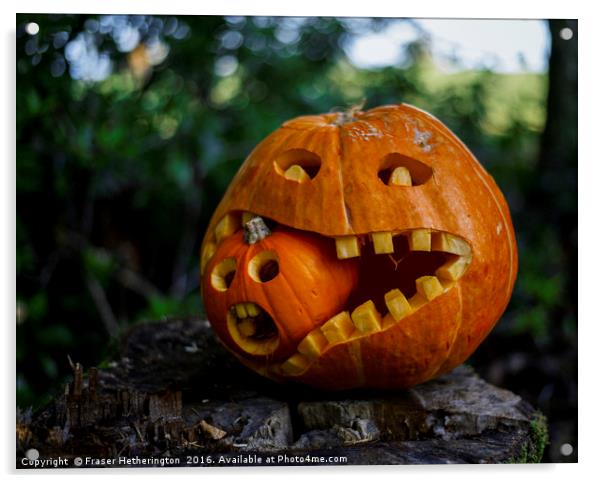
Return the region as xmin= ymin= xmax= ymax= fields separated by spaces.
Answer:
xmin=274 ymin=149 xmax=322 ymax=182
xmin=559 ymin=27 xmax=573 ymax=40
xmin=211 ymin=257 xmax=237 ymax=291
xmin=378 ymin=153 xmax=433 ymax=186
xmin=248 ymin=251 xmax=280 ymax=283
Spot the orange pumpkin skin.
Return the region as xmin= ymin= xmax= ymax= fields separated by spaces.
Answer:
xmin=202 ymin=225 xmax=359 ymax=362
xmin=200 ymin=103 xmax=518 ymax=390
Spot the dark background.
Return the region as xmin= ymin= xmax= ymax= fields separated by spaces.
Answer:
xmin=16 ymin=15 xmax=577 ymax=462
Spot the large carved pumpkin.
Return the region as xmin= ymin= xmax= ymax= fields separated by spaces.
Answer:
xmin=200 ymin=103 xmax=518 ymax=390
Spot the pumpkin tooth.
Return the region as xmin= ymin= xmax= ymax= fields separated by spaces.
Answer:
xmin=415 ymin=275 xmax=444 ymax=301
xmin=238 ymin=318 xmax=257 ymax=337
xmin=284 ymin=164 xmax=310 ymax=183
xmin=297 ymin=329 xmax=329 ymax=360
xmin=245 ymin=302 xmax=260 ymax=317
xmin=409 ymin=293 xmax=429 ymax=310
xmin=408 ymin=229 xmax=431 ymax=251
xmin=200 ymin=241 xmax=216 ymax=276
xmin=235 ymin=303 xmax=248 ymax=319
xmin=320 ymin=311 xmax=355 ymax=344
xmin=351 ymin=300 xmax=382 ymax=333
xmin=371 ymin=231 xmax=394 ymax=254
xmin=436 ymin=256 xmax=470 ymax=281
xmin=382 ymin=313 xmax=398 ymax=330
xmin=215 ymin=213 xmax=239 ymax=243
xmin=389 ymin=166 xmax=412 ymax=186
xmin=281 ymin=353 xmax=310 ymax=375
xmin=384 ymin=289 xmax=412 ymax=322
xmin=431 ymin=232 xmax=471 ymax=256
xmin=335 ymin=236 xmax=361 ymax=259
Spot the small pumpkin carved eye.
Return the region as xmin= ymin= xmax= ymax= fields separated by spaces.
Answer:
xmin=211 ymin=257 xmax=237 ymax=291
xmin=248 ymin=250 xmax=280 ymax=283
xmin=378 ymin=153 xmax=433 ymax=187
xmin=274 ymin=148 xmax=322 ymax=183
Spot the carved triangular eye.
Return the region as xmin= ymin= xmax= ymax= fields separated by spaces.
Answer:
xmin=274 ymin=148 xmax=321 ymax=183
xmin=378 ymin=153 xmax=433 ymax=186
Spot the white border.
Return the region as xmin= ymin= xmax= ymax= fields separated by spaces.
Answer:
xmin=5 ymin=0 xmax=584 ymax=18
xmin=4 ymin=1 xmax=598 ymax=482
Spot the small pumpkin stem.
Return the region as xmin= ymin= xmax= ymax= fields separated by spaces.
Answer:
xmin=244 ymin=216 xmax=271 ymax=244
xmin=333 ymin=99 xmax=366 ymax=125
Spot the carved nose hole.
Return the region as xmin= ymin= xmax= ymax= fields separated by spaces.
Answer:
xmin=211 ymin=257 xmax=237 ymax=291
xmin=248 ymin=251 xmax=280 ymax=283
xmin=224 ymin=271 xmax=235 ymax=288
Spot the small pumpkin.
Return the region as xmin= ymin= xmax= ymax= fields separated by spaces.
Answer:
xmin=200 ymin=103 xmax=518 ymax=390
xmin=202 ymin=217 xmax=359 ymax=362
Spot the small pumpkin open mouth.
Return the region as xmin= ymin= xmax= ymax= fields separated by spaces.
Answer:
xmin=226 ymin=301 xmax=280 ymax=356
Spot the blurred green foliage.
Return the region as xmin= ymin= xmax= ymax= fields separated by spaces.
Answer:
xmin=16 ymin=15 xmax=574 ymax=417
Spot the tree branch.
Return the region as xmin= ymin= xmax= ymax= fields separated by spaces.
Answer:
xmin=86 ymin=276 xmax=119 ymax=337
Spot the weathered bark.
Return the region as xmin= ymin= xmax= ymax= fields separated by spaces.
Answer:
xmin=17 ymin=318 xmax=548 ymax=467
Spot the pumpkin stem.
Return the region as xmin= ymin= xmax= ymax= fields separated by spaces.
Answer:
xmin=244 ymin=216 xmax=271 ymax=244
xmin=333 ymin=99 xmax=366 ymax=125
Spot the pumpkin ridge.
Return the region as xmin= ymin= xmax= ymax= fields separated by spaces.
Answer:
xmin=334 ymin=122 xmax=353 ymax=231
xmin=432 ymin=283 xmax=464 ymax=378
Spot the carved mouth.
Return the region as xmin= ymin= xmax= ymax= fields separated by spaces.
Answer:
xmin=280 ymin=228 xmax=472 ymax=375
xmin=226 ymin=302 xmax=280 ymax=356
xmin=341 ymin=229 xmax=471 ymax=314
xmin=203 ymin=212 xmax=472 ymax=373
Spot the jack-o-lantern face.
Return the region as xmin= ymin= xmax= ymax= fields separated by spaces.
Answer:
xmin=204 ymin=218 xmax=359 ymax=361
xmin=200 ymin=103 xmax=518 ymax=390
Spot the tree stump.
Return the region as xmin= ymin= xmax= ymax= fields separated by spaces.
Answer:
xmin=17 ymin=318 xmax=548 ymax=467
